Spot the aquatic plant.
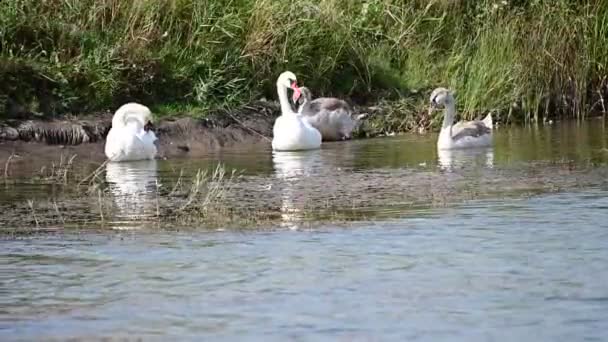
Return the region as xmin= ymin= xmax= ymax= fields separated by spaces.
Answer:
xmin=173 ymin=164 xmax=239 ymax=223
xmin=2 ymin=144 xmax=608 ymax=233
xmin=2 ymin=156 xmax=251 ymax=229
xmin=3 ymin=152 xmax=18 ymax=180
xmin=37 ymin=154 xmax=78 ymax=184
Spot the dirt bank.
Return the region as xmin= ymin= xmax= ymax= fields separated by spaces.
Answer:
xmin=0 ymin=99 xmax=401 ymax=168
xmin=0 ymin=101 xmax=290 ymax=163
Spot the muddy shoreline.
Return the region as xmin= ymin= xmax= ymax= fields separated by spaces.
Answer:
xmin=0 ymin=100 xmax=397 ymax=164
xmin=4 ymin=97 xmax=603 ymax=166
xmin=0 ymin=101 xmax=288 ymax=162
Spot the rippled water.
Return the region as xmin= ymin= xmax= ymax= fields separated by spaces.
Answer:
xmin=1 ymin=119 xmax=608 ymax=340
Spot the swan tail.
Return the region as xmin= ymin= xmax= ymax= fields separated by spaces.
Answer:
xmin=482 ymin=112 xmax=493 ymax=129
xmin=355 ymin=113 xmax=369 ymax=121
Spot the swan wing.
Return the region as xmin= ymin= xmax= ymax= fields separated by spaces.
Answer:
xmin=301 ymin=98 xmax=352 ymax=116
xmin=105 ymin=127 xmax=126 ymax=161
xmin=105 ymin=123 xmax=157 ymax=162
xmin=302 ymin=108 xmax=355 ymax=141
xmin=139 ymin=131 xmax=158 ymax=159
xmin=272 ymin=115 xmax=321 ymax=151
xmin=297 ymin=96 xmax=358 ymax=140
xmin=451 ymin=121 xmax=492 ymax=142
xmin=482 ymin=112 xmax=493 ymax=128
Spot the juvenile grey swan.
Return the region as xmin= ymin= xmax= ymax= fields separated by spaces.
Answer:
xmin=429 ymin=87 xmax=493 ymax=150
xmin=294 ymin=87 xmax=364 ymax=141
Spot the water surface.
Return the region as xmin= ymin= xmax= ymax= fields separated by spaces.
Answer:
xmin=1 ymin=119 xmax=608 ymax=340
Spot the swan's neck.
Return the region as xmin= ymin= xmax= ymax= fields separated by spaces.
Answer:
xmin=297 ymin=100 xmax=309 ymax=114
xmin=442 ymin=102 xmax=456 ymax=137
xmin=112 ymin=112 xmax=126 ymax=129
xmin=277 ymin=83 xmax=294 ymax=116
xmin=126 ymin=114 xmax=146 ymax=130
xmin=113 ymin=111 xmax=145 ymax=129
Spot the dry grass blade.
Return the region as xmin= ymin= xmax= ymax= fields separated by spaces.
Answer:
xmin=78 ymin=159 xmax=110 ymax=188
xmin=3 ymin=153 xmax=18 ymax=180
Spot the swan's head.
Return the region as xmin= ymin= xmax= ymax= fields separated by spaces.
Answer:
xmin=429 ymin=87 xmax=454 ymax=109
xmin=113 ymin=102 xmax=154 ymax=131
xmin=277 ymin=71 xmax=301 ymax=100
xmin=294 ymin=86 xmax=312 ymax=106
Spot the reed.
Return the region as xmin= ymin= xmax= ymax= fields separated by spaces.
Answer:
xmin=5 ymin=160 xmax=246 ymax=229
xmin=0 ymin=0 xmax=605 ymax=126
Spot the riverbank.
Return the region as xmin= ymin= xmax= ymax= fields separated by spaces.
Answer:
xmin=0 ymin=95 xmax=436 ymax=164
xmin=0 ymin=100 xmax=278 ymax=160
xmin=2 ymin=98 xmax=607 ymax=169
xmin=0 ymin=110 xmax=260 ymax=173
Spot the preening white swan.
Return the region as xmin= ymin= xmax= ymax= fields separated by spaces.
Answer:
xmin=430 ymin=87 xmax=493 ymax=150
xmin=105 ymin=102 xmax=158 ymax=162
xmin=271 ymin=72 xmax=322 ymax=151
xmin=294 ymin=86 xmax=363 ymax=141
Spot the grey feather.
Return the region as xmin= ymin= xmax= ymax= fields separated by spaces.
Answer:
xmin=451 ymin=121 xmax=491 ymax=141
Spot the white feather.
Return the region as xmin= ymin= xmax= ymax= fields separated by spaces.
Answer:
xmin=271 ymin=71 xmax=322 ymax=151
xmin=105 ymin=103 xmax=158 ymax=162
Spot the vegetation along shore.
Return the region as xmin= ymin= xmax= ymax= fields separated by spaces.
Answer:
xmin=1 ymin=0 xmax=607 ymax=146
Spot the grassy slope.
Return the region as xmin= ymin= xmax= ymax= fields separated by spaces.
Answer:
xmin=0 ymin=0 xmax=606 ymax=129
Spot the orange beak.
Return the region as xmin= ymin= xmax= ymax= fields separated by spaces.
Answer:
xmin=291 ymin=81 xmax=301 ymax=103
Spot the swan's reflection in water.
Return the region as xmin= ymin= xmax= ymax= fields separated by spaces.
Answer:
xmin=272 ymin=150 xmax=323 ymax=229
xmin=438 ymin=148 xmax=495 ymax=171
xmin=105 ymin=160 xmax=159 ymax=227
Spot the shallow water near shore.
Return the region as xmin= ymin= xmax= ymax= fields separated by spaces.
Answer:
xmin=1 ymin=119 xmax=608 ymax=340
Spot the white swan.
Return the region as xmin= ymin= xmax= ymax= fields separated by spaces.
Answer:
xmin=430 ymin=87 xmax=493 ymax=150
xmin=105 ymin=102 xmax=158 ymax=162
xmin=294 ymin=86 xmax=364 ymax=141
xmin=271 ymin=72 xmax=322 ymax=151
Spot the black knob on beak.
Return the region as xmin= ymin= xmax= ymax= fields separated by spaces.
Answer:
xmin=430 ymin=98 xmax=438 ymax=108
xmin=144 ymin=121 xmax=155 ymax=132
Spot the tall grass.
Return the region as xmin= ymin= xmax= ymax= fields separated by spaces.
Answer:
xmin=0 ymin=0 xmax=605 ymax=123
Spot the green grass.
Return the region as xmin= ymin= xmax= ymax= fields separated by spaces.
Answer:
xmin=0 ymin=0 xmax=606 ymax=126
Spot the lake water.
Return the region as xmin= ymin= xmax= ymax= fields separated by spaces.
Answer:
xmin=1 ymin=119 xmax=608 ymax=340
